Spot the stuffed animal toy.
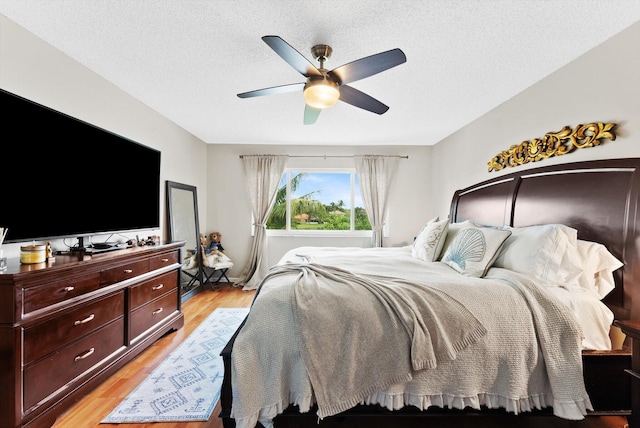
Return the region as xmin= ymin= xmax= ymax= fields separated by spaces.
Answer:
xmin=207 ymin=231 xmax=224 ymax=252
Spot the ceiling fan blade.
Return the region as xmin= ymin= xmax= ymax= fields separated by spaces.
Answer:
xmin=339 ymin=85 xmax=389 ymax=115
xmin=262 ymin=35 xmax=323 ymax=78
xmin=303 ymin=104 xmax=321 ymax=125
xmin=329 ymin=48 xmax=406 ymax=85
xmin=237 ymin=82 xmax=305 ymax=98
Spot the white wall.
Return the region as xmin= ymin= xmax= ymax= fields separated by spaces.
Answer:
xmin=431 ymin=21 xmax=640 ymax=218
xmin=0 ymin=15 xmax=209 ymax=259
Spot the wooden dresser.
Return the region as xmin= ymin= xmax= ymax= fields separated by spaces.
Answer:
xmin=0 ymin=242 xmax=185 ymax=428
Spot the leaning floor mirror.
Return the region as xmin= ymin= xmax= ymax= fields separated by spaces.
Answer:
xmin=166 ymin=180 xmax=203 ymax=299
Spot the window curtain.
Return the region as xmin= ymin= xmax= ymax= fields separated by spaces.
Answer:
xmin=354 ymin=155 xmax=399 ymax=248
xmin=235 ymin=154 xmax=288 ymax=290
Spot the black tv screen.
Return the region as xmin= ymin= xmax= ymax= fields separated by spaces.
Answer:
xmin=1 ymin=88 xmax=161 ymax=245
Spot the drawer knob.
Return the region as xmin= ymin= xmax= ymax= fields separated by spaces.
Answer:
xmin=74 ymin=347 xmax=95 ymax=362
xmin=161 ymin=258 xmax=169 ymax=263
xmin=152 ymin=308 xmax=163 ymax=316
xmin=64 ymin=286 xmax=75 ymax=292
xmin=152 ymin=284 xmax=164 ymax=291
xmin=123 ymin=269 xmax=133 ymax=274
xmin=74 ymin=313 xmax=95 ymax=326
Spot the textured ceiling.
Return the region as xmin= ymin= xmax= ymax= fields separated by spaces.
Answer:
xmin=1 ymin=1 xmax=639 ymax=146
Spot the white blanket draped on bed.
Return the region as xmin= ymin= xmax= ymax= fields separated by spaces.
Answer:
xmin=269 ymin=262 xmax=488 ymax=418
xmin=230 ymin=246 xmax=592 ymax=428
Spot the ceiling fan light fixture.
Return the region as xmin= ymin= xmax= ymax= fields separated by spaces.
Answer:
xmin=303 ymin=79 xmax=340 ymax=109
xmin=238 ymin=36 xmax=406 ymax=123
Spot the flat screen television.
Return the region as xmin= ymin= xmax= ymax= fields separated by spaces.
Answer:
xmin=1 ymin=88 xmax=161 ymax=250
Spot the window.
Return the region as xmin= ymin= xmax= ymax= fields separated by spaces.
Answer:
xmin=266 ymin=169 xmax=371 ymax=233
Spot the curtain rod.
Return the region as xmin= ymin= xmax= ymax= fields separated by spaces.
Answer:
xmin=239 ymin=155 xmax=409 ymax=159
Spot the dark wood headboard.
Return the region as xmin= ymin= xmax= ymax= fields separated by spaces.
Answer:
xmin=449 ymin=158 xmax=640 ymax=321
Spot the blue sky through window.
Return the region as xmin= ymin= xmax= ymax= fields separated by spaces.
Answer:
xmin=288 ymin=172 xmax=363 ymax=208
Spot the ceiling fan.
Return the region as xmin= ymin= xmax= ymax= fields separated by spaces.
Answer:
xmin=237 ymin=35 xmax=407 ymax=125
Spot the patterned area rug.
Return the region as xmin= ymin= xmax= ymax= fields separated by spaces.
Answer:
xmin=101 ymin=307 xmax=249 ymax=423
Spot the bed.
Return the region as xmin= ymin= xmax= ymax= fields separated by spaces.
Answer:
xmin=220 ymin=157 xmax=639 ymax=428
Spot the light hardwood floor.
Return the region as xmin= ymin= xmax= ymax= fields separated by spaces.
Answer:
xmin=53 ymin=283 xmax=255 ymax=428
xmin=52 ymin=283 xmax=630 ymax=428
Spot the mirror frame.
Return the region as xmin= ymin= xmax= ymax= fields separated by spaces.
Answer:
xmin=166 ymin=180 xmax=203 ymax=298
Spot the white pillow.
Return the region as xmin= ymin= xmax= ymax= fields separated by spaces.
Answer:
xmin=568 ymin=239 xmax=623 ymax=299
xmin=493 ymin=224 xmax=578 ymax=285
xmin=441 ymin=225 xmax=511 ymax=278
xmin=544 ymin=285 xmax=615 ymax=350
xmin=412 ymin=217 xmax=449 ymax=262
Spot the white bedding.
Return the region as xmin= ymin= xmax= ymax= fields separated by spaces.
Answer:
xmin=230 ymin=246 xmax=593 ymax=428
xmin=544 ymin=285 xmax=614 ymax=350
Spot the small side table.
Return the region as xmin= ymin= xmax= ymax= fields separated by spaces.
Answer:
xmin=614 ymin=319 xmax=640 ymax=428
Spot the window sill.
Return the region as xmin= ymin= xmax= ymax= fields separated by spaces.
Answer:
xmin=266 ymin=230 xmax=373 ymax=238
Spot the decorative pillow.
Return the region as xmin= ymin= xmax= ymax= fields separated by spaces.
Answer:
xmin=412 ymin=216 xmax=437 ymax=254
xmin=568 ymin=239 xmax=623 ymax=299
xmin=437 ymin=220 xmax=473 ymax=261
xmin=493 ymin=224 xmax=578 ymax=285
xmin=411 ymin=217 xmax=449 ymax=262
xmin=441 ymin=225 xmax=511 ymax=278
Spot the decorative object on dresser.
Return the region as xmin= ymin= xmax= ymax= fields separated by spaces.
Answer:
xmin=0 ymin=242 xmax=184 ymax=428
xmin=0 ymin=226 xmax=7 ymax=271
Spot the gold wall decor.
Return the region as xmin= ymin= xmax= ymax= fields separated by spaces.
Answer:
xmin=487 ymin=122 xmax=617 ymax=172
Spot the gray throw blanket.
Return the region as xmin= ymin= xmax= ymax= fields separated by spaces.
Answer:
xmin=261 ymin=262 xmax=488 ymax=418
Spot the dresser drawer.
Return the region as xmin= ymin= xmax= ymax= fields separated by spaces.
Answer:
xmin=100 ymin=259 xmax=149 ymax=286
xmin=130 ymin=290 xmax=179 ymax=339
xmin=130 ymin=270 xmax=178 ymax=311
xmin=23 ymin=272 xmax=101 ymax=314
xmin=23 ymin=291 xmax=125 ymax=364
xmin=149 ymin=251 xmax=179 ymax=271
xmin=24 ymin=318 xmax=125 ymax=410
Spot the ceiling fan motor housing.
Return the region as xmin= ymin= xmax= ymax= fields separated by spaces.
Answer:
xmin=311 ymin=44 xmax=333 ymax=64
